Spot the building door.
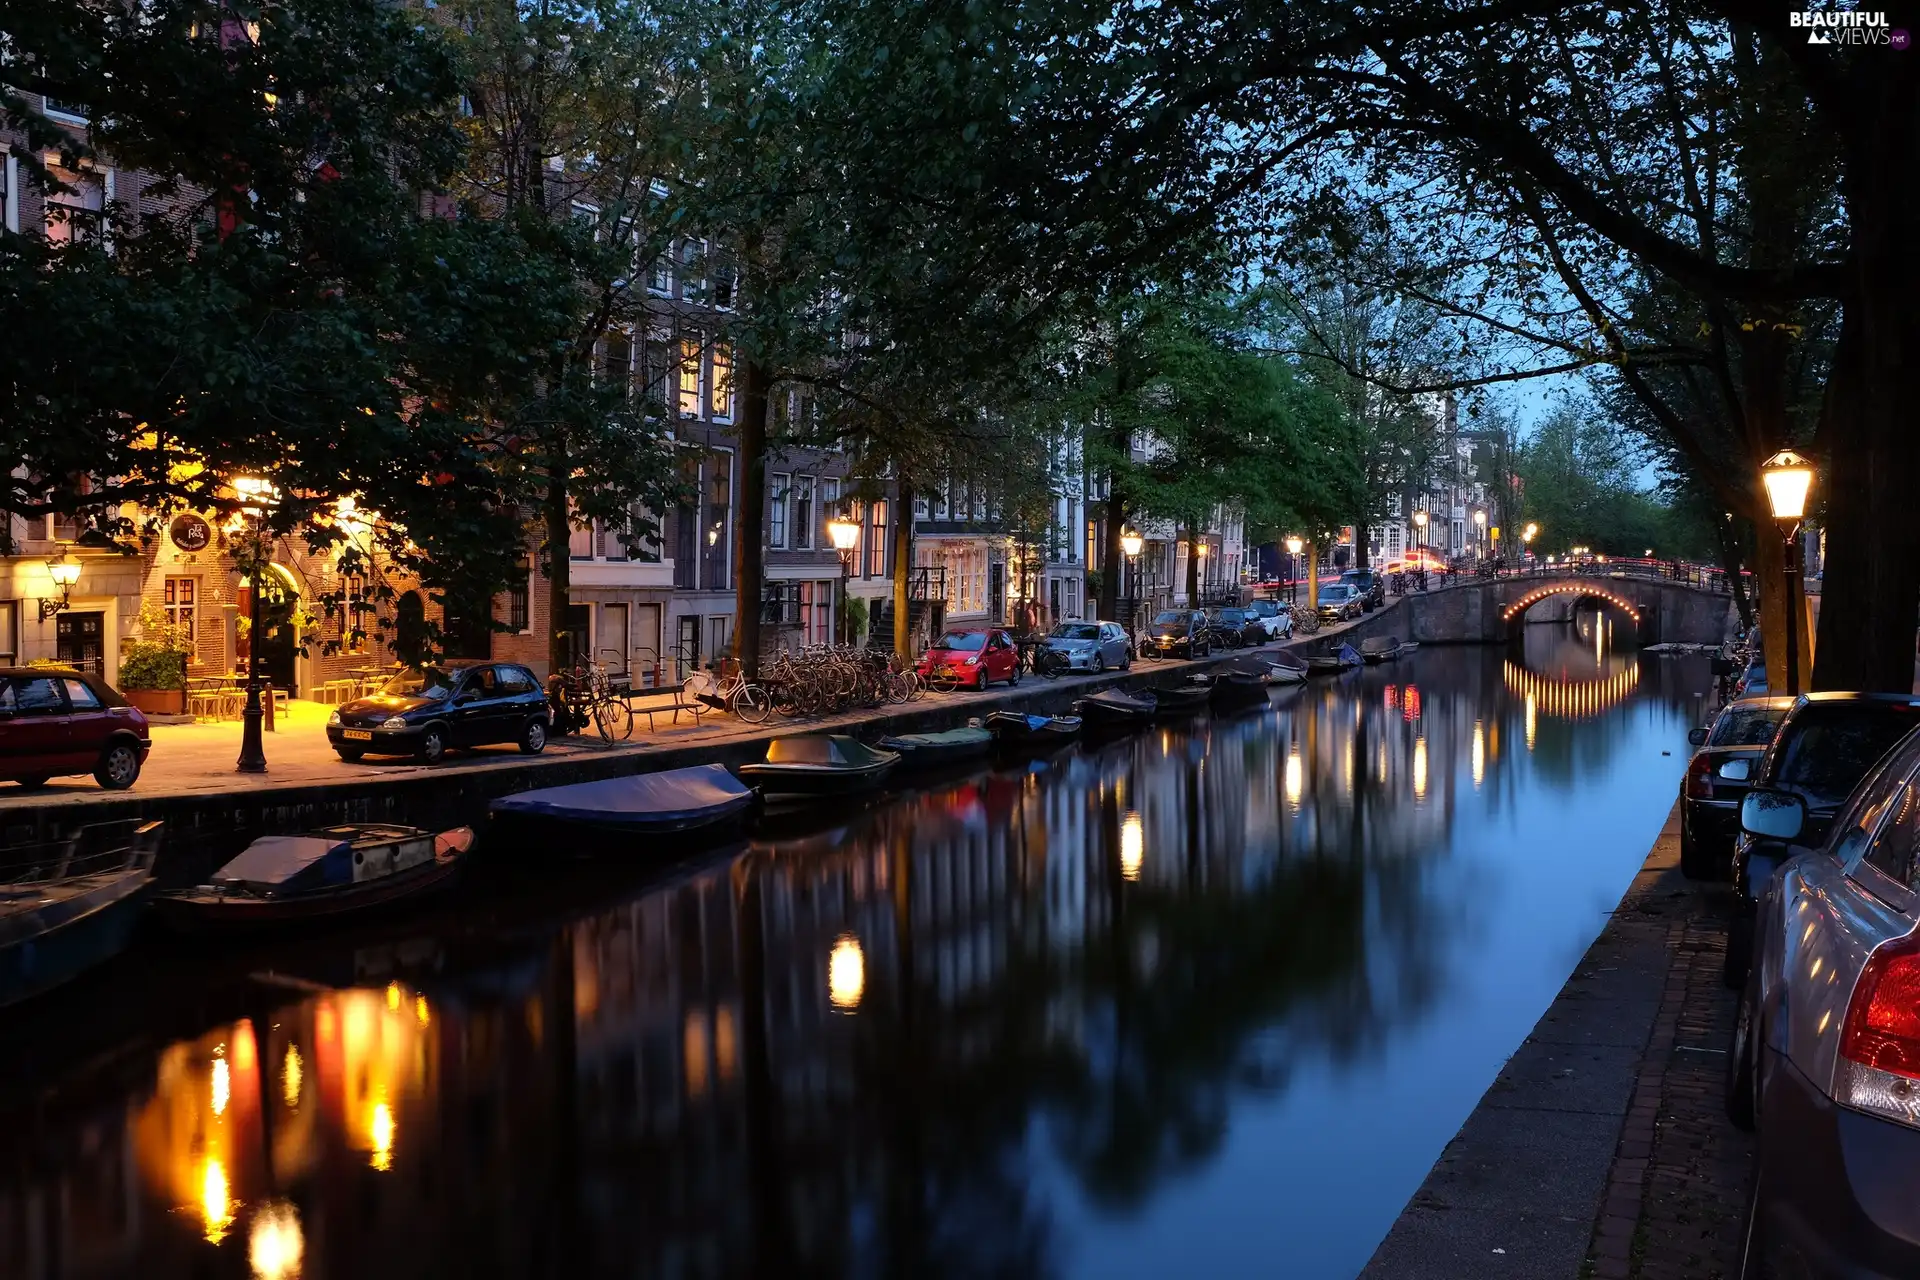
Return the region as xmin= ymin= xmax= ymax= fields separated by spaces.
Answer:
xmin=634 ymin=604 xmax=663 ymax=685
xmin=248 ymin=569 xmax=299 ymax=694
xmin=988 ymin=560 xmax=1005 ymax=625
xmin=676 ymin=614 xmax=701 ymax=678
xmin=602 ymin=603 xmax=630 ymax=673
xmin=561 ymin=605 xmax=592 ymax=671
xmin=54 ymin=611 xmax=105 ymax=677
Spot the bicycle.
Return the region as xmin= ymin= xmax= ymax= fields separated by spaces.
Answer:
xmin=684 ymin=660 xmax=774 ymax=724
xmin=1292 ymin=609 xmax=1322 ymax=636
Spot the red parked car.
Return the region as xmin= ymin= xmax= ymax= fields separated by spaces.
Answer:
xmin=0 ymin=667 xmax=151 ymax=790
xmin=918 ymin=628 xmax=1020 ymax=691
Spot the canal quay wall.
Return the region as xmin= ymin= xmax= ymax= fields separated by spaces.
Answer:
xmin=1362 ymin=802 xmax=1753 ymax=1280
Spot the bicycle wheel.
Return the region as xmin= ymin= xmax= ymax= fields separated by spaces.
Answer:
xmin=591 ymin=699 xmax=613 ymax=744
xmin=603 ymin=697 xmax=634 ymax=740
xmin=733 ymin=683 xmax=773 ymax=724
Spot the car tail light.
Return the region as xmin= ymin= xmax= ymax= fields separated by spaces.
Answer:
xmin=1684 ymin=753 xmax=1715 ymax=800
xmin=1837 ymin=934 xmax=1920 ymax=1127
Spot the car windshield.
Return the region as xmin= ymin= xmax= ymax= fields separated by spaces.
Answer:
xmin=1341 ymin=573 xmax=1370 ymax=585
xmin=934 ymin=632 xmax=986 ymax=651
xmin=1710 ymin=705 xmax=1788 ymax=747
xmin=1051 ymin=623 xmax=1099 ymax=641
xmin=1772 ymin=704 xmax=1920 ymax=808
xmin=1153 ymin=611 xmax=1190 ymax=626
xmin=1214 ymin=610 xmax=1244 ymax=623
xmin=1322 ymin=587 xmax=1351 ymax=600
xmin=382 ymin=668 xmax=455 ymax=700
xmin=1249 ymin=601 xmax=1277 ymax=616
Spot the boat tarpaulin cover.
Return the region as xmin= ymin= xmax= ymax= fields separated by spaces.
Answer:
xmin=213 ymin=836 xmax=351 ymax=892
xmin=491 ymin=764 xmax=753 ymax=826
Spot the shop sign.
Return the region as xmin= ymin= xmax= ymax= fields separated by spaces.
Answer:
xmin=169 ymin=513 xmax=213 ymax=553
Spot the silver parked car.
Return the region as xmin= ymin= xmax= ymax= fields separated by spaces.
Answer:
xmin=1730 ymin=723 xmax=1920 ymax=1276
xmin=1042 ymin=620 xmax=1132 ymax=672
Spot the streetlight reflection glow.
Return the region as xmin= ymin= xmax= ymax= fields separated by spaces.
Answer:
xmin=249 ymin=1200 xmax=304 ymax=1280
xmin=1284 ymin=748 xmax=1304 ymax=807
xmin=1120 ymin=811 xmax=1145 ymax=880
xmin=1413 ymin=738 xmax=1429 ymax=800
xmin=201 ymin=1157 xmax=234 ymax=1243
xmin=1472 ymin=721 xmax=1486 ymax=789
xmin=829 ymin=934 xmax=865 ymax=1011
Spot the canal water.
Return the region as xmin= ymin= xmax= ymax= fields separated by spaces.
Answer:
xmin=1 ymin=618 xmax=1709 ymax=1279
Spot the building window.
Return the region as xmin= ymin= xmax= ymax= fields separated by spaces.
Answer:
xmin=710 ymin=260 xmax=736 ymax=309
xmin=341 ymin=572 xmax=371 ymax=652
xmin=45 ymin=163 xmax=105 ymax=246
xmin=2 ymin=153 xmax=17 ymax=234
xmin=164 ymin=576 xmax=196 ymax=645
xmin=678 ymin=337 xmax=702 ymax=418
xmin=703 ymin=450 xmax=732 ymax=590
xmin=709 ymin=343 xmax=732 ymax=420
xmin=678 ymin=239 xmax=704 ymax=301
xmin=506 ymin=562 xmax=530 ymax=633
xmin=647 ymin=250 xmax=671 ymax=295
xmin=867 ymin=500 xmax=888 ymax=578
xmin=642 ymin=331 xmax=671 ymax=418
xmin=601 ymin=331 xmax=632 ymax=399
xmin=769 ymin=473 xmax=789 ymax=549
xmin=792 ymin=476 xmax=814 ymax=550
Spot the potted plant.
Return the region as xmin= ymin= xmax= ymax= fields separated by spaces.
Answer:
xmin=119 ymin=603 xmax=193 ymax=715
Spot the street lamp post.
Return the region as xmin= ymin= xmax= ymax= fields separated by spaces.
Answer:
xmin=827 ymin=515 xmax=860 ymax=646
xmin=1120 ymin=529 xmax=1143 ymax=629
xmin=233 ymin=476 xmax=276 ymax=774
xmin=1473 ymin=508 xmax=1488 ymax=560
xmin=1411 ymin=510 xmax=1428 ymax=575
xmin=1761 ymin=448 xmax=1815 ymax=697
xmin=1283 ymin=536 xmax=1303 ymax=602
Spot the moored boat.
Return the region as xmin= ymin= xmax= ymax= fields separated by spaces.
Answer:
xmin=1209 ymin=669 xmax=1271 ymax=710
xmin=986 ymin=710 xmax=1082 ymax=748
xmin=1 ymin=821 xmax=161 ymax=1009
xmin=1267 ymin=651 xmax=1308 ymax=685
xmin=1360 ymin=636 xmax=1403 ymax=664
xmin=737 ymin=735 xmax=901 ymax=798
xmin=1074 ymin=689 xmax=1158 ymax=732
xmin=152 ymin=824 xmax=474 ymax=935
xmin=874 ymin=725 xmax=994 ymax=769
xmin=1305 ymin=643 xmax=1363 ymax=675
xmin=491 ymin=764 xmax=756 ymax=833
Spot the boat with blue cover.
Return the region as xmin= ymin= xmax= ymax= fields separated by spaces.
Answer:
xmin=152 ymin=823 xmax=473 ymax=934
xmin=737 ymin=735 xmax=901 ymax=798
xmin=491 ymin=763 xmax=756 ymax=832
xmin=986 ymin=710 xmax=1082 ymax=748
xmin=1306 ymin=643 xmax=1364 ymax=675
xmin=875 ymin=725 xmax=995 ymax=769
xmin=1 ymin=821 xmax=161 ymax=1008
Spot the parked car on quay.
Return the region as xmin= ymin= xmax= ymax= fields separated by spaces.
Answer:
xmin=1041 ymin=620 xmax=1132 ymax=673
xmin=917 ymin=628 xmax=1020 ymax=690
xmin=1680 ymin=696 xmax=1794 ymax=880
xmin=1340 ymin=569 xmax=1385 ymax=611
xmin=1203 ymin=607 xmax=1267 ymax=650
xmin=1726 ymin=723 xmax=1920 ymax=1276
xmin=1143 ymin=610 xmax=1212 ymax=660
xmin=1724 ymin=693 xmax=1920 ymax=987
xmin=0 ymin=667 xmax=150 ymax=790
xmin=1247 ymin=599 xmax=1294 ymax=640
xmin=327 ymin=660 xmax=551 ymax=763
xmin=1316 ymin=584 xmax=1364 ymax=624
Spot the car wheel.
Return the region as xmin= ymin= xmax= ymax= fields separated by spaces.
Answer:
xmin=335 ymin=748 xmax=367 ymax=762
xmin=1726 ymin=980 xmax=1759 ymax=1130
xmin=520 ymin=718 xmax=548 ymax=755
xmin=418 ymin=725 xmax=448 ymax=765
xmin=1724 ymin=911 xmax=1753 ymax=990
xmin=1094 ymin=653 xmax=1105 ymax=673
xmin=1680 ymin=820 xmax=1718 ymax=881
xmin=16 ymin=775 xmax=50 ymax=789
xmin=976 ymin=668 xmax=989 ymax=692
xmin=94 ymin=743 xmax=141 ymax=790
xmin=1008 ymin=664 xmax=1020 ymax=687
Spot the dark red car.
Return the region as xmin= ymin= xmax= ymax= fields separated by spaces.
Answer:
xmin=0 ymin=667 xmax=151 ymax=790
xmin=918 ymin=628 xmax=1020 ymax=691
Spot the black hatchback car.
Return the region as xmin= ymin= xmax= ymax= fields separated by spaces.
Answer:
xmin=328 ymin=660 xmax=551 ymax=763
xmin=1204 ymin=607 xmax=1267 ymax=649
xmin=1339 ymin=569 xmax=1385 ymax=611
xmin=1145 ymin=610 xmax=1211 ymax=659
xmin=1724 ymin=692 xmax=1920 ymax=986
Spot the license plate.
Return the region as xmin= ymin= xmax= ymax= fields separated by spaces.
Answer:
xmin=342 ymin=729 xmax=373 ymax=741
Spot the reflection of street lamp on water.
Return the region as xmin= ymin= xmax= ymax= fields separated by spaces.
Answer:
xmin=827 ymin=516 xmax=860 ymax=645
xmin=828 ymin=933 xmax=865 ymax=1011
xmin=1120 ymin=810 xmax=1144 ymax=881
xmin=1761 ymin=448 xmax=1815 ymax=696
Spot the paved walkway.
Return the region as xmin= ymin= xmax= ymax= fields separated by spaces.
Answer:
xmin=1363 ymin=803 xmax=1752 ymax=1279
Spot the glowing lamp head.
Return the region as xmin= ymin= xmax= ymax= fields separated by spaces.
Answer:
xmin=827 ymin=517 xmax=860 ymax=553
xmin=1411 ymin=511 xmax=1427 ymax=529
xmin=1761 ymin=448 xmax=1814 ymax=523
xmin=1284 ymin=535 xmax=1303 ymax=554
xmin=46 ymin=554 xmax=81 ymax=588
xmin=1473 ymin=510 xmax=1487 ymax=527
xmin=1120 ymin=529 xmax=1144 ymax=558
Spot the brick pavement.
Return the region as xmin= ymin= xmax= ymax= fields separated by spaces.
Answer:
xmin=1586 ymin=874 xmax=1753 ymax=1280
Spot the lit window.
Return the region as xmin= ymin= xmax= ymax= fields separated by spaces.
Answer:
xmin=678 ymin=338 xmax=702 ymax=417
xmin=709 ymin=344 xmax=732 ymax=420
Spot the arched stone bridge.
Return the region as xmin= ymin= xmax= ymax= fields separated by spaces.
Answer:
xmin=1334 ymin=573 xmax=1733 ymax=647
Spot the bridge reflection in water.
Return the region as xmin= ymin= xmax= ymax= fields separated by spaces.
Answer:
xmin=0 ymin=629 xmax=1708 ymax=1280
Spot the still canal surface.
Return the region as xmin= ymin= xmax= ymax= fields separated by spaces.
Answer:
xmin=2 ymin=619 xmax=1709 ymax=1279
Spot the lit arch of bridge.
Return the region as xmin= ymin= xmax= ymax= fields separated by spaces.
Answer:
xmin=1499 ymin=581 xmax=1643 ymax=626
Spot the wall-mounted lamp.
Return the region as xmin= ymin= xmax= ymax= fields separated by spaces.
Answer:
xmin=39 ymin=553 xmax=81 ymax=621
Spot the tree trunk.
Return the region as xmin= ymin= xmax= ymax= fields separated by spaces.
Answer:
xmin=731 ymin=358 xmax=771 ymax=677
xmin=544 ymin=432 xmax=572 ymax=677
xmin=1304 ymin=540 xmax=1319 ymax=612
xmin=1714 ymin=515 xmax=1754 ymax=631
xmin=1097 ymin=485 xmax=1125 ymax=621
xmin=1354 ymin=518 xmax=1369 ymax=570
xmin=892 ymin=476 xmax=914 ymax=659
xmin=1184 ymin=523 xmax=1200 ymax=603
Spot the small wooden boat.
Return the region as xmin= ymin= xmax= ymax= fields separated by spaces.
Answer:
xmin=737 ymin=735 xmax=901 ymax=797
xmin=1361 ymin=636 xmax=1403 ymax=664
xmin=1305 ymin=644 xmax=1363 ymax=675
xmin=986 ymin=710 xmax=1082 ymax=748
xmin=875 ymin=725 xmax=994 ymax=769
xmin=1 ymin=822 xmax=161 ymax=1008
xmin=1267 ymin=651 xmax=1309 ymax=685
xmin=1075 ymin=689 xmax=1158 ymax=732
xmin=1209 ymin=669 xmax=1272 ymax=710
xmin=152 ymin=824 xmax=473 ymax=935
xmin=1152 ymin=684 xmax=1213 ymax=718
xmin=491 ymin=764 xmax=755 ymax=833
